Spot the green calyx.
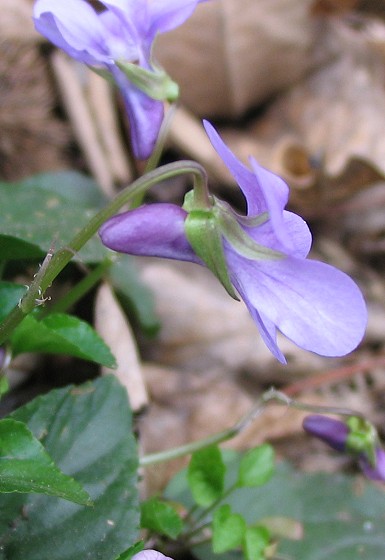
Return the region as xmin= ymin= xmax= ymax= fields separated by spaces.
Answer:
xmin=214 ymin=201 xmax=284 ymax=261
xmin=184 ymin=208 xmax=239 ymax=300
xmin=183 ymin=191 xmax=284 ymax=300
xmin=346 ymin=416 xmax=378 ymax=466
xmin=116 ymin=60 xmax=179 ymax=101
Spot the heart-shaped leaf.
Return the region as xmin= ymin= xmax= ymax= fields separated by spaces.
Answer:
xmin=0 ymin=282 xmax=27 ymax=322
xmin=141 ymin=497 xmax=183 ymax=539
xmin=212 ymin=504 xmax=246 ymax=553
xmin=10 ymin=313 xmax=116 ymax=368
xmin=168 ymin=456 xmax=385 ymax=560
xmin=238 ymin=444 xmax=275 ymax=487
xmin=0 ymin=174 xmax=107 ymax=262
xmin=188 ymin=445 xmax=225 ymax=507
xmin=0 ymin=375 xmax=139 ymax=560
xmin=0 ymin=418 xmax=90 ymax=505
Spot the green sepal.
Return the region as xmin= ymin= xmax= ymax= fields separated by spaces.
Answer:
xmin=346 ymin=416 xmax=378 ymax=466
xmin=184 ymin=209 xmax=239 ymax=300
xmin=214 ymin=200 xmax=284 ymax=261
xmin=116 ymin=61 xmax=179 ymax=101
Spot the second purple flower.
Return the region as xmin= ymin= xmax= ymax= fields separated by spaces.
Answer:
xmin=33 ymin=0 xmax=207 ymax=159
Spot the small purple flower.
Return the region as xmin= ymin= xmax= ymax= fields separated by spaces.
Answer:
xmin=99 ymin=120 xmax=367 ymax=363
xmin=33 ymin=0 xmax=206 ymax=159
xmin=132 ymin=551 xmax=173 ymax=560
xmin=303 ymin=414 xmax=385 ymax=482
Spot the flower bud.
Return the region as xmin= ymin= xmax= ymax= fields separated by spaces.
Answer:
xmin=303 ymin=415 xmax=349 ymax=452
xmin=303 ymin=414 xmax=385 ymax=482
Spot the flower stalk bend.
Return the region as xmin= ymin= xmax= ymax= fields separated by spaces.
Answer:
xmin=139 ymin=388 xmax=364 ymax=466
xmin=0 ymin=161 xmax=207 ymax=345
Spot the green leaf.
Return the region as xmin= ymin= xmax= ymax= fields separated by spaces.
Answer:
xmin=0 ymin=281 xmax=27 ymax=322
xmin=10 ymin=312 xmax=116 ymax=368
xmin=0 ymin=375 xmax=139 ymax=560
xmin=114 ymin=542 xmax=144 ymax=560
xmin=238 ymin=444 xmax=275 ymax=487
xmin=0 ymin=236 xmax=44 ymax=260
xmin=187 ymin=445 xmax=225 ymax=507
xmin=109 ymin=256 xmax=160 ymax=337
xmin=174 ymin=458 xmax=385 ymax=560
xmin=212 ymin=504 xmax=246 ymax=553
xmin=0 ymin=174 xmax=107 ymax=262
xmin=19 ymin=171 xmax=108 ymax=208
xmin=141 ymin=497 xmax=183 ymax=539
xmin=243 ymin=526 xmax=270 ymax=560
xmin=0 ymin=418 xmax=90 ymax=505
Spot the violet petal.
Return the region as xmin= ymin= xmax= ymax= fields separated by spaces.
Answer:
xmin=33 ymin=0 xmax=109 ymax=65
xmin=132 ymin=551 xmax=174 ymax=560
xmin=303 ymin=415 xmax=349 ymax=452
xmin=99 ymin=204 xmax=199 ymax=263
xmin=203 ymin=120 xmax=265 ymax=216
xmin=226 ymin=251 xmax=367 ymax=357
xmin=359 ymin=448 xmax=385 ymax=482
xmin=246 ymin=210 xmax=312 ymax=259
xmin=110 ymin=66 xmax=164 ymax=160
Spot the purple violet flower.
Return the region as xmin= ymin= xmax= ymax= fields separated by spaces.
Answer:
xmin=33 ymin=0 xmax=206 ymax=159
xmin=99 ymin=120 xmax=367 ymax=363
xmin=303 ymin=414 xmax=385 ymax=482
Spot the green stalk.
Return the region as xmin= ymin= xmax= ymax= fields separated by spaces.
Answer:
xmin=183 ymin=481 xmax=238 ymax=541
xmin=0 ymin=160 xmax=208 ymax=345
xmin=44 ymin=258 xmax=113 ymax=316
xmin=140 ymin=387 xmax=365 ymax=466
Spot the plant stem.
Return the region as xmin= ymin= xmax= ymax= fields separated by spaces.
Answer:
xmin=140 ymin=426 xmax=240 ymax=466
xmin=44 ymin=258 xmax=113 ymax=315
xmin=184 ymin=481 xmax=238 ymax=541
xmin=0 ymin=160 xmax=207 ymax=345
xmin=140 ymin=387 xmax=365 ymax=466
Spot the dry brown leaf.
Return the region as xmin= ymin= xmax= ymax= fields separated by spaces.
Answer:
xmin=166 ymin=105 xmax=233 ymax=184
xmin=139 ymin=360 xmax=377 ymax=492
xmin=1 ymin=0 xmax=38 ymax=41
xmin=252 ymin=16 xmax=385 ymax=179
xmin=0 ymin=41 xmax=70 ymax=180
xmin=208 ymin=16 xmax=385 ymax=219
xmin=155 ymin=0 xmax=329 ymax=118
xmin=51 ymin=53 xmax=118 ymax=196
xmin=311 ymin=0 xmax=358 ymax=16
xmin=138 ymin=259 xmax=342 ymax=379
xmin=94 ymin=282 xmax=148 ymax=411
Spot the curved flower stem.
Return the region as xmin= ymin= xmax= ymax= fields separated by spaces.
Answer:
xmin=140 ymin=387 xmax=365 ymax=466
xmin=0 ymin=160 xmax=208 ymax=345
